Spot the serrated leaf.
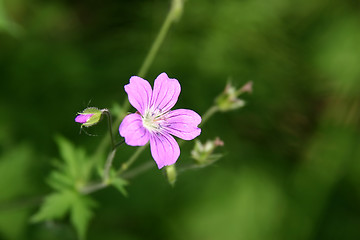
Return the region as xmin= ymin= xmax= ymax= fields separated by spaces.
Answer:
xmin=53 ymin=136 xmax=94 ymax=188
xmin=47 ymin=170 xmax=74 ymax=191
xmin=70 ymin=194 xmax=96 ymax=240
xmin=55 ymin=136 xmax=78 ymax=180
xmin=31 ymin=191 xmax=72 ymax=223
xmin=111 ymin=178 xmax=128 ymax=197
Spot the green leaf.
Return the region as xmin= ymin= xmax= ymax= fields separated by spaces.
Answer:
xmin=0 ymin=144 xmax=34 ymax=240
xmin=31 ymin=190 xmax=96 ymax=240
xmin=31 ymin=191 xmax=72 ymax=223
xmin=111 ymin=177 xmax=129 ymax=197
xmin=47 ymin=170 xmax=74 ymax=191
xmin=55 ymin=135 xmax=79 ymax=181
xmin=53 ymin=135 xmax=94 ymax=189
xmin=70 ymin=194 xmax=97 ymax=240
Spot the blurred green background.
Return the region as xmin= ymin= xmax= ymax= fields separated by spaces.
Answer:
xmin=1 ymin=0 xmax=360 ymax=239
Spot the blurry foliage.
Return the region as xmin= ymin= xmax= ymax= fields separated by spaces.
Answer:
xmin=1 ymin=0 xmax=360 ymax=239
xmin=0 ymin=144 xmax=36 ymax=240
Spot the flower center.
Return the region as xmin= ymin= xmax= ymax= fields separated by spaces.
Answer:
xmin=141 ymin=109 xmax=166 ymax=132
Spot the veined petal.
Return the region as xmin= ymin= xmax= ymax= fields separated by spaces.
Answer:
xmin=164 ymin=109 xmax=202 ymax=140
xmin=150 ymin=73 xmax=181 ymax=113
xmin=119 ymin=113 xmax=150 ymax=146
xmin=124 ymin=76 xmax=152 ymax=115
xmin=150 ymin=132 xmax=180 ymax=169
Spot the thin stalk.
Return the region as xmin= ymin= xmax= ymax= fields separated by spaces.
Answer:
xmin=117 ymin=144 xmax=148 ymax=174
xmin=114 ymin=139 xmax=126 ymax=149
xmin=120 ymin=161 xmax=154 ymax=179
xmin=95 ymin=1 xmax=180 ymax=159
xmin=103 ymin=110 xmax=115 ymax=150
xmin=80 ymin=182 xmax=107 ymax=195
xmin=122 ymin=0 xmax=180 ymax=110
xmin=200 ymin=106 xmax=218 ymax=127
xmin=81 ymin=1 xmax=184 ymax=195
xmin=103 ymin=149 xmax=116 ymax=183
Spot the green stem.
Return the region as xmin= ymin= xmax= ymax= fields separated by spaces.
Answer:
xmin=80 ymin=182 xmax=107 ymax=195
xmin=103 ymin=149 xmax=116 ymax=183
xmin=120 ymin=161 xmax=154 ymax=179
xmin=122 ymin=0 xmax=180 ymax=111
xmin=103 ymin=109 xmax=115 ymax=150
xmin=200 ymin=106 xmax=219 ymax=127
xmin=117 ymin=144 xmax=148 ymax=174
xmin=114 ymin=139 xmax=126 ymax=149
xmin=82 ymin=1 xmax=184 ymax=195
xmin=95 ymin=0 xmax=180 ymax=159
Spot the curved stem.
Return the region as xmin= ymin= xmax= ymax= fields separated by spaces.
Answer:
xmin=103 ymin=109 xmax=115 ymax=150
xmin=200 ymin=106 xmax=218 ymax=127
xmin=114 ymin=139 xmax=126 ymax=149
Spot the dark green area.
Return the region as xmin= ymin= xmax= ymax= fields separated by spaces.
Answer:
xmin=1 ymin=0 xmax=360 ymax=239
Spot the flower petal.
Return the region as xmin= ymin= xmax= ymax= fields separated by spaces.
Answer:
xmin=150 ymin=73 xmax=181 ymax=114
xmin=124 ymin=76 xmax=152 ymax=115
xmin=150 ymin=132 xmax=180 ymax=169
xmin=75 ymin=114 xmax=94 ymax=123
xmin=164 ymin=109 xmax=202 ymax=140
xmin=119 ymin=113 xmax=150 ymax=146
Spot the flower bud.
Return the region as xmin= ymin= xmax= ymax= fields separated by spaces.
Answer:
xmin=239 ymin=81 xmax=253 ymax=94
xmin=215 ymin=81 xmax=252 ymax=112
xmin=191 ymin=137 xmax=224 ymax=165
xmin=75 ymin=107 xmax=105 ymax=127
xmin=166 ymin=164 xmax=177 ymax=186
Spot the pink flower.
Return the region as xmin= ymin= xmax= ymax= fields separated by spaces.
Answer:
xmin=119 ymin=73 xmax=202 ymax=169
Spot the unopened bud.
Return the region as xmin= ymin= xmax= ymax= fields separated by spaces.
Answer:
xmin=166 ymin=164 xmax=177 ymax=186
xmin=239 ymin=81 xmax=253 ymax=94
xmin=75 ymin=107 xmax=105 ymax=127
xmin=215 ymin=81 xmax=252 ymax=112
xmin=191 ymin=137 xmax=224 ymax=165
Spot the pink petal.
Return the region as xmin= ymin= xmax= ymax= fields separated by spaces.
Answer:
xmin=150 ymin=132 xmax=180 ymax=169
xmin=124 ymin=76 xmax=152 ymax=115
xmin=164 ymin=109 xmax=202 ymax=140
xmin=75 ymin=114 xmax=94 ymax=123
xmin=150 ymin=73 xmax=181 ymax=114
xmin=119 ymin=113 xmax=150 ymax=146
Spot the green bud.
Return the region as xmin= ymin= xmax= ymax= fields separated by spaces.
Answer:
xmin=215 ymin=81 xmax=252 ymax=112
xmin=75 ymin=107 xmax=105 ymax=127
xmin=166 ymin=164 xmax=177 ymax=186
xmin=191 ymin=137 xmax=224 ymax=165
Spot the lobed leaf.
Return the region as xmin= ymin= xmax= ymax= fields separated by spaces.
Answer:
xmin=31 ymin=191 xmax=72 ymax=223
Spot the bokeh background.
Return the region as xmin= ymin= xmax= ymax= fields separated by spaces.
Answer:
xmin=1 ymin=0 xmax=360 ymax=239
